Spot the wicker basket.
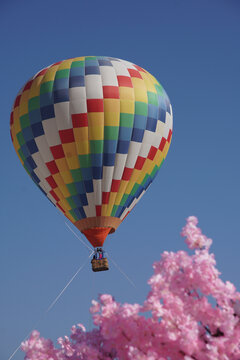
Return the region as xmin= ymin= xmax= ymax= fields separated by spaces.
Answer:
xmin=91 ymin=258 xmax=109 ymax=272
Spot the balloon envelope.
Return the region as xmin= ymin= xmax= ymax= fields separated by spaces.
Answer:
xmin=10 ymin=56 xmax=173 ymax=247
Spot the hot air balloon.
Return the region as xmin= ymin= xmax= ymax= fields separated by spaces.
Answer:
xmin=10 ymin=56 xmax=173 ymax=271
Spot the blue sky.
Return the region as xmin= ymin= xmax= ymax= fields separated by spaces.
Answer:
xmin=1 ymin=0 xmax=240 ymax=359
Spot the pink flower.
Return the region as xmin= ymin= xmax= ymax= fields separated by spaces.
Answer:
xmin=22 ymin=217 xmax=240 ymax=360
xmin=90 ymin=300 xmax=100 ymax=314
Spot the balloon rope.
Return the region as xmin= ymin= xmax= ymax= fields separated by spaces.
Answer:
xmin=64 ymin=224 xmax=136 ymax=289
xmin=45 ymin=253 xmax=93 ymax=313
xmin=65 ymin=222 xmax=93 ymax=252
xmin=106 ymin=253 xmax=136 ymax=289
xmin=7 ymin=252 xmax=93 ymax=360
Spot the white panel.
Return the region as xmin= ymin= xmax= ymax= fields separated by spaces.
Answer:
xmin=35 ymin=135 xmax=54 ymax=162
xmin=152 ymin=132 xmax=162 ymax=148
xmin=83 ymin=205 xmax=95 ymax=218
xmin=84 ymin=192 xmax=96 ymax=217
xmin=32 ymin=152 xmax=51 ymax=177
xmin=166 ymin=112 xmax=173 ymax=130
xmin=120 ymin=59 xmax=137 ymax=70
xmin=42 ymin=118 xmax=61 ymax=146
xmin=100 ymin=66 xmax=118 ymax=86
xmin=142 ymin=130 xmax=156 ymax=145
xmin=69 ymin=87 xmax=86 ymax=101
xmin=156 ymin=120 xmax=165 ymax=134
xmin=47 ymin=193 xmax=57 ymax=205
xmin=34 ymin=167 xmax=45 ymax=181
xmin=163 ymin=124 xmax=170 ymax=138
xmin=125 ymin=141 xmax=142 ymax=168
xmin=111 ymin=61 xmax=130 ymax=76
xmin=113 ymin=153 xmax=127 ymax=179
xmin=38 ymin=180 xmax=51 ymax=194
xmin=85 ymin=75 xmax=103 ymax=99
xmin=54 ymin=102 xmax=71 ymax=130
xmin=33 ymin=166 xmax=50 ymax=182
xmin=102 ymin=166 xmax=114 ymax=192
xmin=144 ymin=130 xmax=161 ymax=150
xmin=93 ymin=179 xmax=102 ymax=205
xmin=70 ymin=99 xmax=87 ymax=114
xmin=31 ymin=161 xmax=52 ymax=196
xmin=139 ymin=142 xmax=151 ymax=158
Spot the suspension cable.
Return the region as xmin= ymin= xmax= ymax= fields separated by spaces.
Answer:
xmin=106 ymin=252 xmax=136 ymax=289
xmin=65 ymin=222 xmax=93 ymax=253
xmin=8 ymin=252 xmax=93 ymax=360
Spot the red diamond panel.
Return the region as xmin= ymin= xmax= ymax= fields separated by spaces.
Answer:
xmin=46 ymin=160 xmax=59 ymax=175
xmin=148 ymin=146 xmax=157 ymax=160
xmin=72 ymin=113 xmax=88 ymax=127
xmin=102 ymin=192 xmax=110 ymax=204
xmin=111 ymin=179 xmax=120 ymax=192
xmin=59 ymin=129 xmax=75 ymax=144
xmin=122 ymin=167 xmax=133 ymax=181
xmin=87 ymin=99 xmax=104 ymax=112
xmin=50 ymin=144 xmax=65 ymax=159
xmin=135 ymin=156 xmax=145 ymax=170
xmin=117 ymin=76 xmax=133 ymax=88
xmin=159 ymin=138 xmax=166 ymax=151
xmin=46 ymin=175 xmax=57 ymax=189
xmin=103 ymin=86 xmax=119 ymax=99
xmin=128 ymin=69 xmax=142 ymax=79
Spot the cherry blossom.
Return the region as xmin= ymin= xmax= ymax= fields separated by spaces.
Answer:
xmin=22 ymin=217 xmax=240 ymax=360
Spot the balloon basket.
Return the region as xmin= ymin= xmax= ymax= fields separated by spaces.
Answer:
xmin=91 ymin=258 xmax=109 ymax=272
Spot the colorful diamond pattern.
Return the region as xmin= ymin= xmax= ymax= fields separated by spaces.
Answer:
xmin=10 ymin=56 xmax=173 ymax=224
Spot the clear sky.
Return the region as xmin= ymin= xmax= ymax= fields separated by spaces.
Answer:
xmin=1 ymin=0 xmax=240 ymax=359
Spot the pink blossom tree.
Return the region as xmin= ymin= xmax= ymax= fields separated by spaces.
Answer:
xmin=22 ymin=217 xmax=240 ymax=360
